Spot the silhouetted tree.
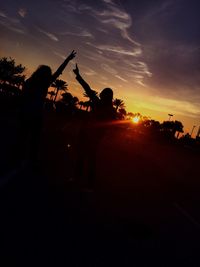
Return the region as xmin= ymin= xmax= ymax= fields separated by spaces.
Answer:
xmin=150 ymin=120 xmax=161 ymax=130
xmin=79 ymin=100 xmax=84 ymax=110
xmin=161 ymin=120 xmax=184 ymax=137
xmin=83 ymin=90 xmax=98 ymax=111
xmin=61 ymin=92 xmax=72 ymax=102
xmin=59 ymin=92 xmax=79 ymax=113
xmin=72 ymin=96 xmax=79 ymax=107
xmin=118 ymin=108 xmax=127 ymax=120
xmin=127 ymin=112 xmax=134 ymax=119
xmin=10 ymin=74 xmax=26 ymax=89
xmin=83 ymin=100 xmax=91 ymax=111
xmin=174 ymin=120 xmax=184 ymax=137
xmin=52 ymin=79 xmax=68 ymax=102
xmin=0 ymin=57 xmax=25 ymax=87
xmin=143 ymin=119 xmax=160 ymax=129
xmin=48 ymin=91 xmax=56 ymax=101
xmin=113 ymin=98 xmax=125 ymax=111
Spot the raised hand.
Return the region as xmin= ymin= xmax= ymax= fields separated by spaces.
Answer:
xmin=73 ymin=63 xmax=80 ymax=76
xmin=67 ymin=50 xmax=76 ymax=61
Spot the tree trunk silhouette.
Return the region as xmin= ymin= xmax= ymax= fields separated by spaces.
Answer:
xmin=54 ymin=89 xmax=59 ymax=103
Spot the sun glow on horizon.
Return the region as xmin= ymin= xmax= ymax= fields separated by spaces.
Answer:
xmin=132 ymin=116 xmax=140 ymax=124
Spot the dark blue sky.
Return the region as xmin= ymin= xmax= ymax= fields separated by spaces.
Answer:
xmin=0 ymin=0 xmax=199 ymax=131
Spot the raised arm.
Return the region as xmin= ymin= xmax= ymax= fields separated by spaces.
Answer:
xmin=51 ymin=50 xmax=76 ymax=82
xmin=73 ymin=64 xmax=98 ymax=101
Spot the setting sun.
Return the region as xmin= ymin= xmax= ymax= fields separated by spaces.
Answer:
xmin=132 ymin=116 xmax=140 ymax=124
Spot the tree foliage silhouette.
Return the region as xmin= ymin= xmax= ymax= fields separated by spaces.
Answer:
xmin=61 ymin=92 xmax=79 ymax=110
xmin=79 ymin=100 xmax=84 ymax=110
xmin=48 ymin=91 xmax=56 ymax=100
xmin=0 ymin=57 xmax=25 ymax=87
xmin=161 ymin=120 xmax=184 ymax=137
xmin=52 ymin=79 xmax=68 ymax=102
xmin=113 ymin=98 xmax=125 ymax=111
xmin=118 ymin=108 xmax=127 ymax=119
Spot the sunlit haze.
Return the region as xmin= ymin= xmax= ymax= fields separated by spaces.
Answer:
xmin=0 ymin=0 xmax=199 ymax=135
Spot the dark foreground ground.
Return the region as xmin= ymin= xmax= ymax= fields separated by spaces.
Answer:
xmin=0 ymin=111 xmax=200 ymax=266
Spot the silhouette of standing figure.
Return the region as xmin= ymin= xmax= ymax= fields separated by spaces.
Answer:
xmin=20 ymin=50 xmax=76 ymax=163
xmin=73 ymin=64 xmax=116 ymax=189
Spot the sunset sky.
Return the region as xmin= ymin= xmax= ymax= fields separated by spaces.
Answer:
xmin=0 ymin=0 xmax=199 ymax=135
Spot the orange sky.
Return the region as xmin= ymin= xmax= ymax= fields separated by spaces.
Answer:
xmin=0 ymin=0 xmax=199 ymax=136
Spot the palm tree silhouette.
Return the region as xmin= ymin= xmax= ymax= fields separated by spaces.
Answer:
xmin=113 ymin=98 xmax=125 ymax=111
xmin=52 ymin=79 xmax=68 ymax=103
xmin=48 ymin=91 xmax=56 ymax=101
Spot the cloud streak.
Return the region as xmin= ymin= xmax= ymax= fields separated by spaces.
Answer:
xmin=60 ymin=29 xmax=93 ymax=38
xmin=0 ymin=12 xmax=26 ymax=34
xmin=37 ymin=28 xmax=59 ymax=42
xmin=95 ymin=0 xmax=140 ymax=46
xmin=88 ymin=43 xmax=142 ymax=57
xmin=18 ymin=8 xmax=27 ymax=18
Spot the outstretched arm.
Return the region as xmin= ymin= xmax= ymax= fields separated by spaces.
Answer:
xmin=73 ymin=64 xmax=98 ymax=101
xmin=51 ymin=50 xmax=76 ymax=82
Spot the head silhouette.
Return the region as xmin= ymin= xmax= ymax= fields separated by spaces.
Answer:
xmin=30 ymin=65 xmax=52 ymax=85
xmin=99 ymin=88 xmax=113 ymax=105
xmin=25 ymin=65 xmax=52 ymax=98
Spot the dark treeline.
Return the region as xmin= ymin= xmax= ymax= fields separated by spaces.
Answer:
xmin=0 ymin=56 xmax=199 ymax=147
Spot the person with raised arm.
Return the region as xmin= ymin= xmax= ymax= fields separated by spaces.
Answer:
xmin=73 ymin=64 xmax=116 ymax=190
xmin=22 ymin=50 xmax=76 ymax=111
xmin=73 ymin=63 xmax=116 ymax=121
xmin=19 ymin=50 xmax=76 ymax=163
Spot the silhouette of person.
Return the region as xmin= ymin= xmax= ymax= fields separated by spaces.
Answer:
xmin=19 ymin=50 xmax=76 ymax=163
xmin=73 ymin=64 xmax=116 ymax=189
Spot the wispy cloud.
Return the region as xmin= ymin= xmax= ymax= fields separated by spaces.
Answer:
xmin=53 ymin=51 xmax=66 ymax=60
xmin=102 ymin=0 xmax=114 ymax=4
xmin=125 ymin=60 xmax=152 ymax=78
xmin=18 ymin=8 xmax=27 ymax=18
xmin=60 ymin=0 xmax=150 ymax=88
xmin=0 ymin=11 xmax=7 ymax=18
xmin=144 ymin=96 xmax=200 ymax=118
xmin=37 ymin=28 xmax=59 ymax=41
xmin=115 ymin=75 xmax=128 ymax=83
xmin=95 ymin=1 xmax=140 ymax=46
xmin=82 ymin=49 xmax=113 ymax=63
xmin=0 ymin=12 xmax=26 ymax=34
xmin=101 ymin=63 xmax=117 ymax=74
xmin=60 ymin=29 xmax=93 ymax=38
xmin=87 ymin=43 xmax=142 ymax=57
xmin=83 ymin=67 xmax=96 ymax=76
